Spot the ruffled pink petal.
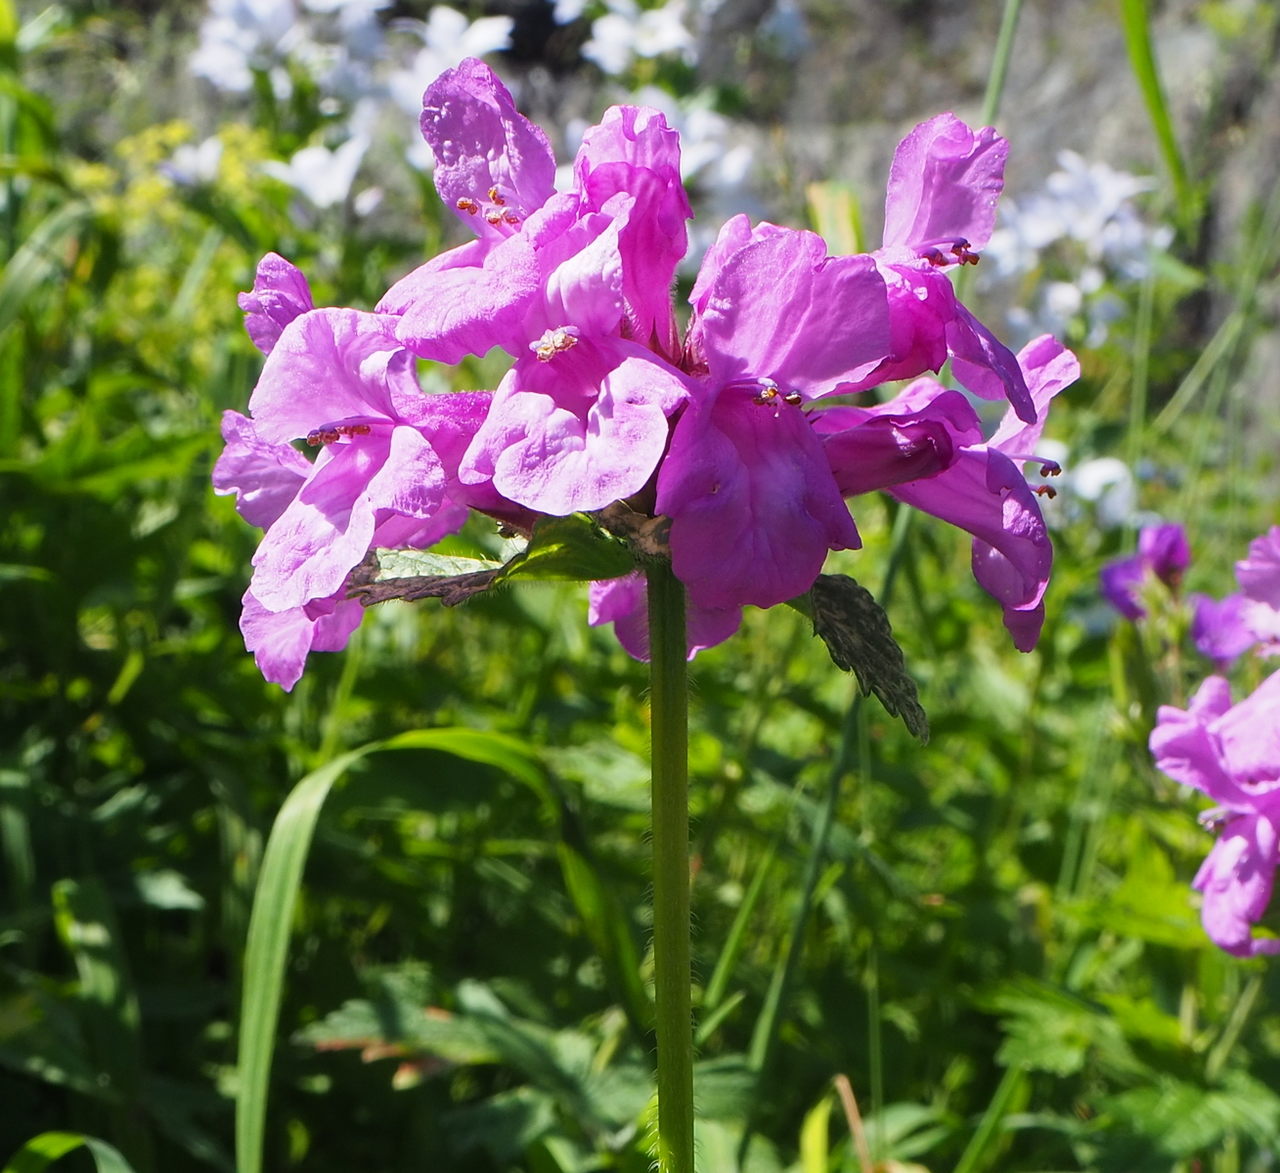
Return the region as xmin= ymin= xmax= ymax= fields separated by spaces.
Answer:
xmin=1193 ymin=813 xmax=1280 ymax=956
xmin=1237 ymin=527 xmax=1280 ymax=610
xmin=212 ymin=411 xmax=309 ymax=529
xmin=421 ymin=58 xmax=556 ymax=243
xmin=238 ymin=252 xmax=315 ymax=355
xmin=882 ymin=113 xmax=1007 ymax=252
xmin=240 ymin=586 xmax=364 ymax=692
xmin=248 ymin=309 xmax=420 ymax=445
xmin=460 ymin=338 xmax=687 ymax=514
xmin=658 ymin=389 xmax=860 ymax=612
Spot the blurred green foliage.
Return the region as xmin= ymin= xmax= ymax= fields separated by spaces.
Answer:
xmin=4 ymin=2 xmax=1280 ymax=1172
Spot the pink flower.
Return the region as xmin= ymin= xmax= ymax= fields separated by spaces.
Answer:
xmin=1150 ymin=672 xmax=1280 ymax=956
xmin=214 ymin=307 xmax=513 ymax=688
xmin=845 ymin=114 xmax=1034 ymax=423
xmin=815 ymin=335 xmax=1077 ymax=650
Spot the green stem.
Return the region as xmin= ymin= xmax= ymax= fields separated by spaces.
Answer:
xmin=647 ymin=560 xmax=694 ymax=1173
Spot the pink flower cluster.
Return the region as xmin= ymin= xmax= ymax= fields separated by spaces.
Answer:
xmin=215 ymin=59 xmax=1075 ymax=689
xmin=1150 ymin=527 xmax=1280 ymax=956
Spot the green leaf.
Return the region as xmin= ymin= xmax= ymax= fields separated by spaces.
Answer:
xmin=236 ymin=730 xmax=556 ymax=1173
xmin=494 ymin=514 xmax=634 ymax=585
xmin=796 ymin=574 xmax=928 ymax=741
xmin=1 ymin=1132 xmax=137 ymax=1173
xmin=50 ymin=879 xmax=143 ymax=1101
xmin=0 ymin=202 xmax=96 ymax=334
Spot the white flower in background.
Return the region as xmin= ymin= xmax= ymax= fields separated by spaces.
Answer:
xmin=553 ymin=0 xmax=590 ymax=21
xmin=984 ymin=151 xmax=1174 ymax=345
xmin=582 ymin=0 xmax=696 ymax=76
xmin=191 ymin=0 xmax=392 ymax=100
xmin=386 ymin=6 xmax=514 ymax=115
xmin=1066 ymin=455 xmax=1138 ymax=530
xmin=190 ymin=0 xmax=304 ymax=94
xmin=262 ymin=133 xmax=370 ymax=208
xmin=161 ymin=135 xmax=224 ymax=186
xmin=988 ymin=151 xmax=1173 ymax=278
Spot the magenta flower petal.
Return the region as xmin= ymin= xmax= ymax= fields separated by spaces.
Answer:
xmin=1192 ymin=592 xmax=1256 ymax=667
xmin=882 ymin=113 xmax=1008 ymax=253
xmin=213 ymin=411 xmax=310 ymax=529
xmin=390 ymin=233 xmax=543 ymax=364
xmin=1193 ymin=814 xmax=1280 ymax=957
xmin=240 ymin=585 xmax=364 ymax=692
xmin=238 ymin=252 xmax=315 ymax=355
xmin=658 ymin=391 xmax=860 ymax=611
xmin=946 ymin=302 xmax=1034 ymax=423
xmin=1100 ymin=554 xmax=1147 ymax=620
xmin=1150 ymin=675 xmax=1270 ymax=809
xmin=588 ymin=573 xmax=742 ymax=661
xmin=814 ymin=388 xmax=977 ymax=497
xmin=421 ymin=58 xmax=557 ymax=243
xmin=1138 ymin=523 xmax=1190 ymax=585
xmin=894 ymin=446 xmax=1051 ymax=650
xmin=460 ymin=338 xmax=687 ymax=514
xmin=694 ymin=229 xmax=890 ymax=397
xmin=1237 ymin=526 xmax=1280 ymax=609
xmin=248 ymin=309 xmax=423 ymax=445
xmin=574 ymin=105 xmax=691 ymax=355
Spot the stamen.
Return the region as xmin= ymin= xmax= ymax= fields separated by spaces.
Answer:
xmin=306 ymin=423 xmax=372 ymax=447
xmin=530 ymin=326 xmax=580 ymax=362
xmin=919 ymin=237 xmax=980 ymax=267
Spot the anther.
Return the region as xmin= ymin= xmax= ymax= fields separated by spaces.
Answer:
xmin=484 ymin=210 xmax=504 ymax=226
xmin=306 ymin=423 xmax=372 ymax=447
xmin=531 ymin=326 xmax=580 ymax=362
xmin=488 ymin=186 xmax=505 ymax=206
xmin=1032 ymin=485 xmax=1057 ymax=499
xmin=456 ymin=197 xmax=479 ymax=215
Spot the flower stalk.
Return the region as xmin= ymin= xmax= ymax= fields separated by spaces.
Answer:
xmin=647 ymin=558 xmax=694 ymax=1173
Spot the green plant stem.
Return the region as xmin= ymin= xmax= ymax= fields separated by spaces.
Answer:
xmin=647 ymin=560 xmax=694 ymax=1173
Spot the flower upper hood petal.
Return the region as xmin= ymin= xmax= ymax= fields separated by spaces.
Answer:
xmin=883 ymin=113 xmax=1008 ymax=253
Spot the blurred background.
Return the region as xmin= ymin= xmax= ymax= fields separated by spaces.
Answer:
xmin=4 ymin=0 xmax=1280 ymax=1169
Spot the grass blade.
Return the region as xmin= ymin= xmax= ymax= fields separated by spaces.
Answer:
xmin=236 ymin=728 xmax=556 ymax=1173
xmin=2 ymin=1132 xmax=137 ymax=1173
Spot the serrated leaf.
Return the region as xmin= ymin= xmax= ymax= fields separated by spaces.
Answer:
xmin=798 ymin=574 xmax=928 ymax=741
xmin=494 ymin=514 xmax=634 ymax=585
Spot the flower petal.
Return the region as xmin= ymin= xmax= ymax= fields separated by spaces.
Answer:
xmin=460 ymin=339 xmax=687 ymax=514
xmin=238 ymin=252 xmax=315 ymax=355
xmin=694 ymin=228 xmax=890 ymax=397
xmin=421 ymin=58 xmax=557 ymax=242
xmin=658 ymin=390 xmax=859 ymax=611
xmin=882 ymin=113 xmax=1007 ymax=252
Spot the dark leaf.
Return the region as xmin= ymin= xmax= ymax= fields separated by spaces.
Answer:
xmin=801 ymin=573 xmax=928 ymax=741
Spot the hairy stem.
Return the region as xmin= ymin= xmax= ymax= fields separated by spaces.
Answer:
xmin=647 ymin=560 xmax=694 ymax=1173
